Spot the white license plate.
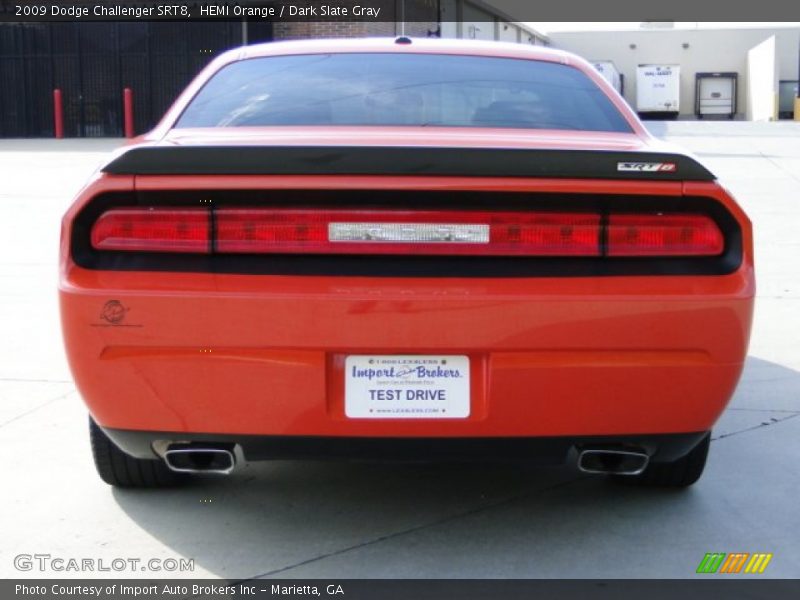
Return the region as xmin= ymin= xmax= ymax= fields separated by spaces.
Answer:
xmin=345 ymin=355 xmax=470 ymax=419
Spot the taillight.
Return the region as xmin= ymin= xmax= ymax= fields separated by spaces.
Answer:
xmin=89 ymin=208 xmax=724 ymax=258
xmin=215 ymin=209 xmax=600 ymax=256
xmin=607 ymin=214 xmax=724 ymax=256
xmin=90 ymin=209 xmax=209 ymax=253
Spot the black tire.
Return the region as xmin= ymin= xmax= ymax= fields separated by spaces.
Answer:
xmin=614 ymin=433 xmax=711 ymax=487
xmin=89 ymin=417 xmax=183 ymax=488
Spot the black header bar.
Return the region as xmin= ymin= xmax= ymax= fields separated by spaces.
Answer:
xmin=1 ymin=0 xmax=799 ymax=23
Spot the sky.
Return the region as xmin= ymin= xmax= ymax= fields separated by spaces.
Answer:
xmin=529 ymin=22 xmax=800 ymax=34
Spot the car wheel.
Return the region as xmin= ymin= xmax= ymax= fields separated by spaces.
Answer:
xmin=614 ymin=433 xmax=710 ymax=487
xmin=89 ymin=417 xmax=183 ymax=488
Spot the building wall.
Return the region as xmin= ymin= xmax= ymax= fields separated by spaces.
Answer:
xmin=274 ymin=0 xmax=548 ymax=45
xmin=273 ymin=1 xmax=549 ymax=45
xmin=273 ymin=21 xmax=435 ymax=39
xmin=0 ymin=21 xmax=270 ymax=137
xmin=550 ymin=27 xmax=799 ymax=118
xmin=0 ymin=0 xmax=549 ymax=137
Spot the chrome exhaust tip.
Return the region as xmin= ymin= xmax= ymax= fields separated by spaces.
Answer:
xmin=577 ymin=449 xmax=649 ymax=476
xmin=163 ymin=446 xmax=236 ymax=475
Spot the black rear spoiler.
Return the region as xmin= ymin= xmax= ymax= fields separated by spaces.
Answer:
xmin=102 ymin=146 xmax=715 ymax=181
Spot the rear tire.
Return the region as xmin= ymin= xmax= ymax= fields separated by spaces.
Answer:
xmin=614 ymin=433 xmax=710 ymax=487
xmin=89 ymin=417 xmax=183 ymax=488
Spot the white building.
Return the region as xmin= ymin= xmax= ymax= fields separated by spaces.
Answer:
xmin=548 ymin=25 xmax=800 ymax=120
xmin=440 ymin=0 xmax=549 ymax=45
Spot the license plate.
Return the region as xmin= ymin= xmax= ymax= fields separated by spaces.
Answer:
xmin=345 ymin=355 xmax=470 ymax=419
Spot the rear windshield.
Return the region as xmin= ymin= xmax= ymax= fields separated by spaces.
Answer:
xmin=176 ymin=53 xmax=632 ymax=133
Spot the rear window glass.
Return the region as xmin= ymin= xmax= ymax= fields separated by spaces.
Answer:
xmin=176 ymin=53 xmax=632 ymax=133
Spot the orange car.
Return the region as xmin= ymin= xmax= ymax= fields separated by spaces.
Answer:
xmin=59 ymin=38 xmax=754 ymax=488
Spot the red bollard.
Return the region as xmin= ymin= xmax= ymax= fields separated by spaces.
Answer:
xmin=123 ymin=88 xmax=135 ymax=138
xmin=53 ymin=89 xmax=64 ymax=139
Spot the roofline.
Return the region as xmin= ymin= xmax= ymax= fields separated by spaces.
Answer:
xmin=236 ymin=37 xmax=568 ymax=63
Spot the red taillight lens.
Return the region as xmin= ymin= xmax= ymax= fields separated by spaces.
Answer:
xmin=607 ymin=214 xmax=724 ymax=256
xmin=89 ymin=208 xmax=725 ymax=258
xmin=91 ymin=209 xmax=210 ymax=253
xmin=215 ymin=209 xmax=601 ymax=256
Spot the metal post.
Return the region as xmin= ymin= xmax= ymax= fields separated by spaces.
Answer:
xmin=53 ymin=89 xmax=64 ymax=139
xmin=123 ymin=88 xmax=134 ymax=138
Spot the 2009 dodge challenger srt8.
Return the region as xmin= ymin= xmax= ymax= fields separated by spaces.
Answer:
xmin=59 ymin=38 xmax=754 ymax=488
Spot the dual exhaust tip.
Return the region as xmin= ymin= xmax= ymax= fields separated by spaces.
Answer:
xmin=161 ymin=444 xmax=649 ymax=477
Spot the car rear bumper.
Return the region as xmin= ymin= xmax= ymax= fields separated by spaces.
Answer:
xmin=102 ymin=427 xmax=710 ymax=464
xmin=60 ymin=266 xmax=754 ymax=441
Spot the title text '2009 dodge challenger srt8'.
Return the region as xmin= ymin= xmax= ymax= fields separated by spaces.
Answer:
xmin=59 ymin=38 xmax=754 ymax=488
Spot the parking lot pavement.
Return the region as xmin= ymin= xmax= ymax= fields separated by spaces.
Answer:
xmin=1 ymin=123 xmax=799 ymax=579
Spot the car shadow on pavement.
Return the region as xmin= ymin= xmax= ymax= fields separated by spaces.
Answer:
xmin=110 ymin=355 xmax=800 ymax=579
